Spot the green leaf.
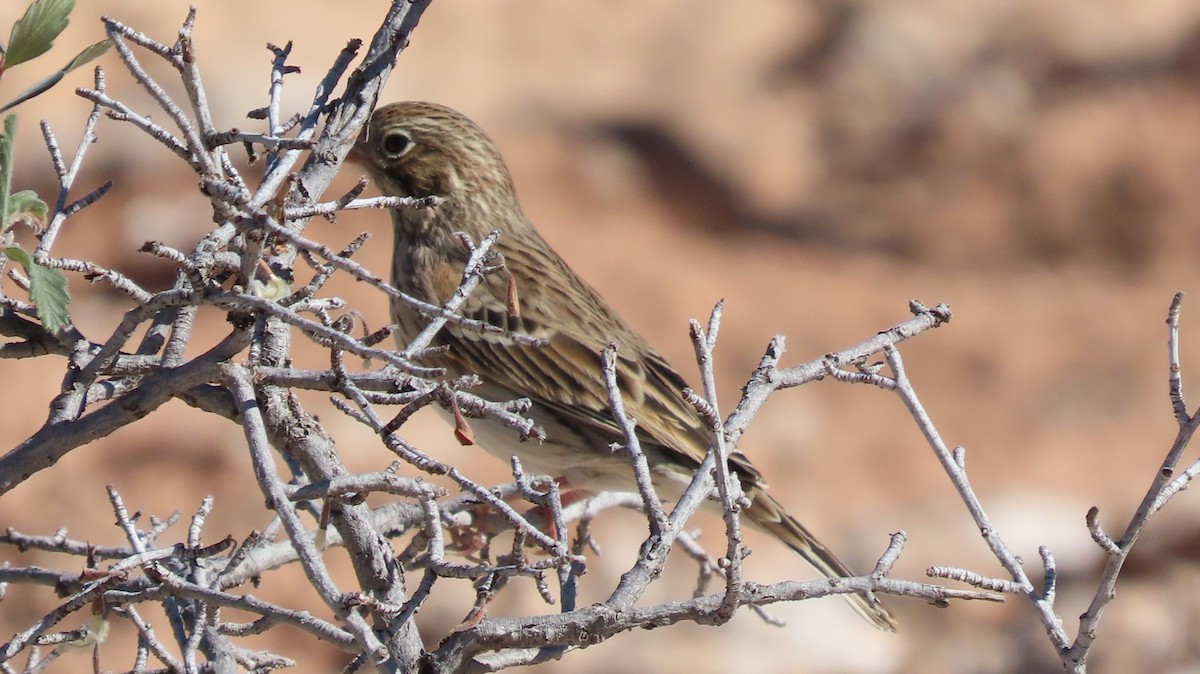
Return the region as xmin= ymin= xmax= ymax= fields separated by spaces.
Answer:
xmin=0 ymin=72 xmax=64 ymax=115
xmin=7 ymin=189 xmax=47 ymax=231
xmin=4 ymin=246 xmax=71 ymax=333
xmin=0 ymin=114 xmax=14 ymax=235
xmin=62 ymin=38 xmax=109 ymax=74
xmin=5 ymin=245 xmax=32 ymax=267
xmin=0 ymin=40 xmax=109 ymax=113
xmin=28 ymin=259 xmax=70 ymax=332
xmin=5 ymin=0 xmax=76 ymax=69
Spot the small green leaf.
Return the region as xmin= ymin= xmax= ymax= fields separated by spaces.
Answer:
xmin=4 ymin=245 xmax=30 ymax=267
xmin=5 ymin=0 xmax=76 ymax=69
xmin=4 ymin=245 xmax=31 ymax=267
xmin=7 ymin=189 xmax=47 ymax=232
xmin=62 ymin=39 xmax=109 ymax=74
xmin=0 ymin=114 xmax=14 ymax=235
xmin=0 ymin=71 xmax=63 ymax=115
xmin=0 ymin=39 xmax=109 ymax=113
xmin=4 ymin=246 xmax=71 ymax=333
xmin=28 ymin=260 xmax=70 ymax=332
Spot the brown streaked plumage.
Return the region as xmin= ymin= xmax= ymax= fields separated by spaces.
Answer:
xmin=354 ymin=101 xmax=896 ymax=631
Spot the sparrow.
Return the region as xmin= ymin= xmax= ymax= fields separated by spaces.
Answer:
xmin=353 ymin=101 xmax=896 ymax=630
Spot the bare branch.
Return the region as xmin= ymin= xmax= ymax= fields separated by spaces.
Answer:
xmin=601 ymin=344 xmax=668 ymax=532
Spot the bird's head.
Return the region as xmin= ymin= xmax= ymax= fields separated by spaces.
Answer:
xmin=353 ymin=101 xmax=517 ymax=207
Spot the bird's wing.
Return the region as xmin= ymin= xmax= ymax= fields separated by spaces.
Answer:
xmin=433 ymin=237 xmax=764 ymax=485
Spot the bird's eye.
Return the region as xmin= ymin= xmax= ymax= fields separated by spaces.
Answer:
xmin=381 ymin=131 xmax=411 ymax=157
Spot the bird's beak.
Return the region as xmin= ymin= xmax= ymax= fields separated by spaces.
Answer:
xmin=345 ymin=123 xmax=371 ymax=166
xmin=345 ymin=142 xmax=367 ymax=166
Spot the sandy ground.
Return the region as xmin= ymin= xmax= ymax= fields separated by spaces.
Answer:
xmin=4 ymin=1 xmax=1200 ymax=672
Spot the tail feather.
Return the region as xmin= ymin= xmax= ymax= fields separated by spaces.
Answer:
xmin=746 ymin=489 xmax=898 ymax=631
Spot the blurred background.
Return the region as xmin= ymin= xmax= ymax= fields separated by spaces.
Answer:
xmin=4 ymin=0 xmax=1200 ymax=672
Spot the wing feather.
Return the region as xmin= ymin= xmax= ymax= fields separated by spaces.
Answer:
xmin=424 ymin=232 xmax=764 ymax=486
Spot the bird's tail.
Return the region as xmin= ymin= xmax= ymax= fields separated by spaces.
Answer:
xmin=746 ymin=489 xmax=898 ymax=631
